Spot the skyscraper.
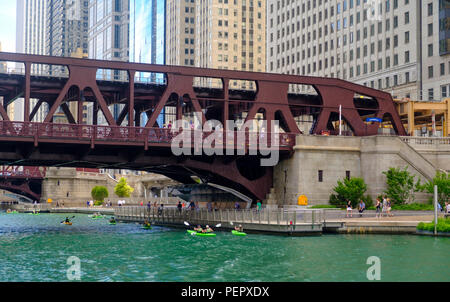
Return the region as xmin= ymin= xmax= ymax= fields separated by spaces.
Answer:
xmin=87 ymin=0 xmax=130 ymax=125
xmin=195 ymin=0 xmax=266 ymax=89
xmin=266 ymin=0 xmax=450 ymax=101
xmin=15 ymin=0 xmax=48 ymax=122
xmin=130 ymin=0 xmax=166 ymax=126
xmin=46 ymin=0 xmax=89 ymax=58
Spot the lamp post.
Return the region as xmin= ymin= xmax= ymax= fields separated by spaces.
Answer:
xmin=434 ymin=185 xmax=438 ymax=236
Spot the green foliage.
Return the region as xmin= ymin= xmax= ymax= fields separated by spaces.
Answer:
xmin=94 ymin=200 xmax=104 ymax=206
xmin=391 ymin=203 xmax=435 ymax=211
xmin=416 ymin=218 xmax=450 ymax=233
xmin=91 ymin=186 xmax=108 ymax=203
xmin=329 ymin=177 xmax=368 ymax=208
xmin=382 ymin=167 xmax=419 ymax=205
xmin=114 ymin=177 xmax=134 ymax=198
xmin=310 ymin=204 xmax=340 ymax=209
xmin=416 ymin=171 xmax=450 ymax=207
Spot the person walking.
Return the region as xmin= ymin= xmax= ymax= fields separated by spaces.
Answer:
xmin=177 ymin=201 xmax=182 ymax=213
xmin=375 ymin=198 xmax=382 ymax=218
xmin=257 ymin=200 xmax=262 ymax=211
xmin=382 ymin=196 xmax=388 ymax=217
xmin=386 ymin=198 xmax=393 ymax=217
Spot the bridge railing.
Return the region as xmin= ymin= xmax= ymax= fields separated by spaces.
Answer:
xmin=0 ymin=166 xmax=45 ymax=178
xmin=114 ymin=206 xmax=324 ymax=226
xmin=400 ymin=136 xmax=450 ymax=145
xmin=0 ymin=120 xmax=296 ymax=149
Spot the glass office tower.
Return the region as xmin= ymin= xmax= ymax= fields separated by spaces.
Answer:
xmin=130 ymin=0 xmax=166 ymax=127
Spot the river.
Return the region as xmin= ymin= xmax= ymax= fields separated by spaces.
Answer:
xmin=0 ymin=212 xmax=448 ymax=282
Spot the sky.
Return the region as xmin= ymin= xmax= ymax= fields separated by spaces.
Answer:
xmin=0 ymin=0 xmax=16 ymax=52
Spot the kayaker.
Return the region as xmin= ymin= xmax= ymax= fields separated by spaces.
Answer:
xmin=143 ymin=220 xmax=151 ymax=228
xmin=64 ymin=217 xmax=71 ymax=223
xmin=235 ymin=225 xmax=244 ymax=232
xmin=194 ymin=225 xmax=203 ymax=233
xmin=109 ymin=217 xmax=116 ymax=224
xmin=203 ymin=225 xmax=213 ymax=233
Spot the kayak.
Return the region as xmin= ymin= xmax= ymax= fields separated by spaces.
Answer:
xmin=231 ymin=230 xmax=247 ymax=236
xmin=62 ymin=222 xmax=72 ymax=225
xmin=91 ymin=216 xmax=104 ymax=219
xmin=187 ymin=230 xmax=216 ymax=237
xmin=29 ymin=213 xmax=40 ymax=215
xmin=7 ymin=211 xmax=19 ymax=214
xmin=142 ymin=225 xmax=152 ymax=230
xmin=109 ymin=222 xmax=117 ymax=225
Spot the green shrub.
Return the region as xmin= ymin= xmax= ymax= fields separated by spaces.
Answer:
xmin=329 ymin=177 xmax=368 ymax=208
xmin=383 ymin=167 xmax=420 ymax=205
xmin=417 ymin=218 xmax=450 ymax=233
xmin=91 ymin=186 xmax=108 ymax=203
xmin=94 ymin=200 xmax=104 ymax=206
xmin=114 ymin=177 xmax=134 ymax=198
xmin=416 ymin=171 xmax=450 ymax=208
xmin=391 ymin=203 xmax=434 ymax=211
xmin=310 ymin=204 xmax=340 ymax=209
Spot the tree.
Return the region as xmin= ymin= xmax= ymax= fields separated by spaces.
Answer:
xmin=382 ymin=167 xmax=419 ymax=205
xmin=417 ymin=171 xmax=450 ymax=207
xmin=91 ymin=186 xmax=109 ymax=205
xmin=114 ymin=177 xmax=134 ymax=198
xmin=329 ymin=177 xmax=368 ymax=208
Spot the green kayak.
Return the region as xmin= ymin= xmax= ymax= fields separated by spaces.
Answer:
xmin=142 ymin=225 xmax=152 ymax=230
xmin=187 ymin=230 xmax=216 ymax=237
xmin=231 ymin=230 xmax=247 ymax=236
xmin=109 ymin=222 xmax=117 ymax=225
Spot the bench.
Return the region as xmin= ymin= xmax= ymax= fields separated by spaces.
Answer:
xmin=445 ymin=213 xmax=450 ymax=219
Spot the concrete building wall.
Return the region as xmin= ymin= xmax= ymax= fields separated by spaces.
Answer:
xmin=272 ymin=135 xmax=447 ymax=206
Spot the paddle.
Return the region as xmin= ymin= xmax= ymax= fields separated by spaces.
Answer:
xmin=60 ymin=216 xmax=75 ymax=224
xmin=184 ymin=221 xmax=221 ymax=228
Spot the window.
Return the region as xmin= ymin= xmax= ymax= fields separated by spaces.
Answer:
xmin=428 ymin=88 xmax=434 ymax=101
xmin=404 ymin=12 xmax=409 ymax=24
xmin=442 ymin=85 xmax=448 ymax=98
xmin=428 ymin=23 xmax=433 ymax=37
xmin=427 ymin=3 xmax=433 ymax=16
xmin=346 ymin=171 xmax=351 ymax=180
xmin=428 ymin=66 xmax=433 ymax=78
xmin=441 ymin=63 xmax=445 ymax=76
xmin=318 ymin=170 xmax=323 ymax=182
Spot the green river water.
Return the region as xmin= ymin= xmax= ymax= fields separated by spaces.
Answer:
xmin=0 ymin=212 xmax=448 ymax=282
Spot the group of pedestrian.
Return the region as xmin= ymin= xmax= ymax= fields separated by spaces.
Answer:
xmin=346 ymin=196 xmax=393 ymax=218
